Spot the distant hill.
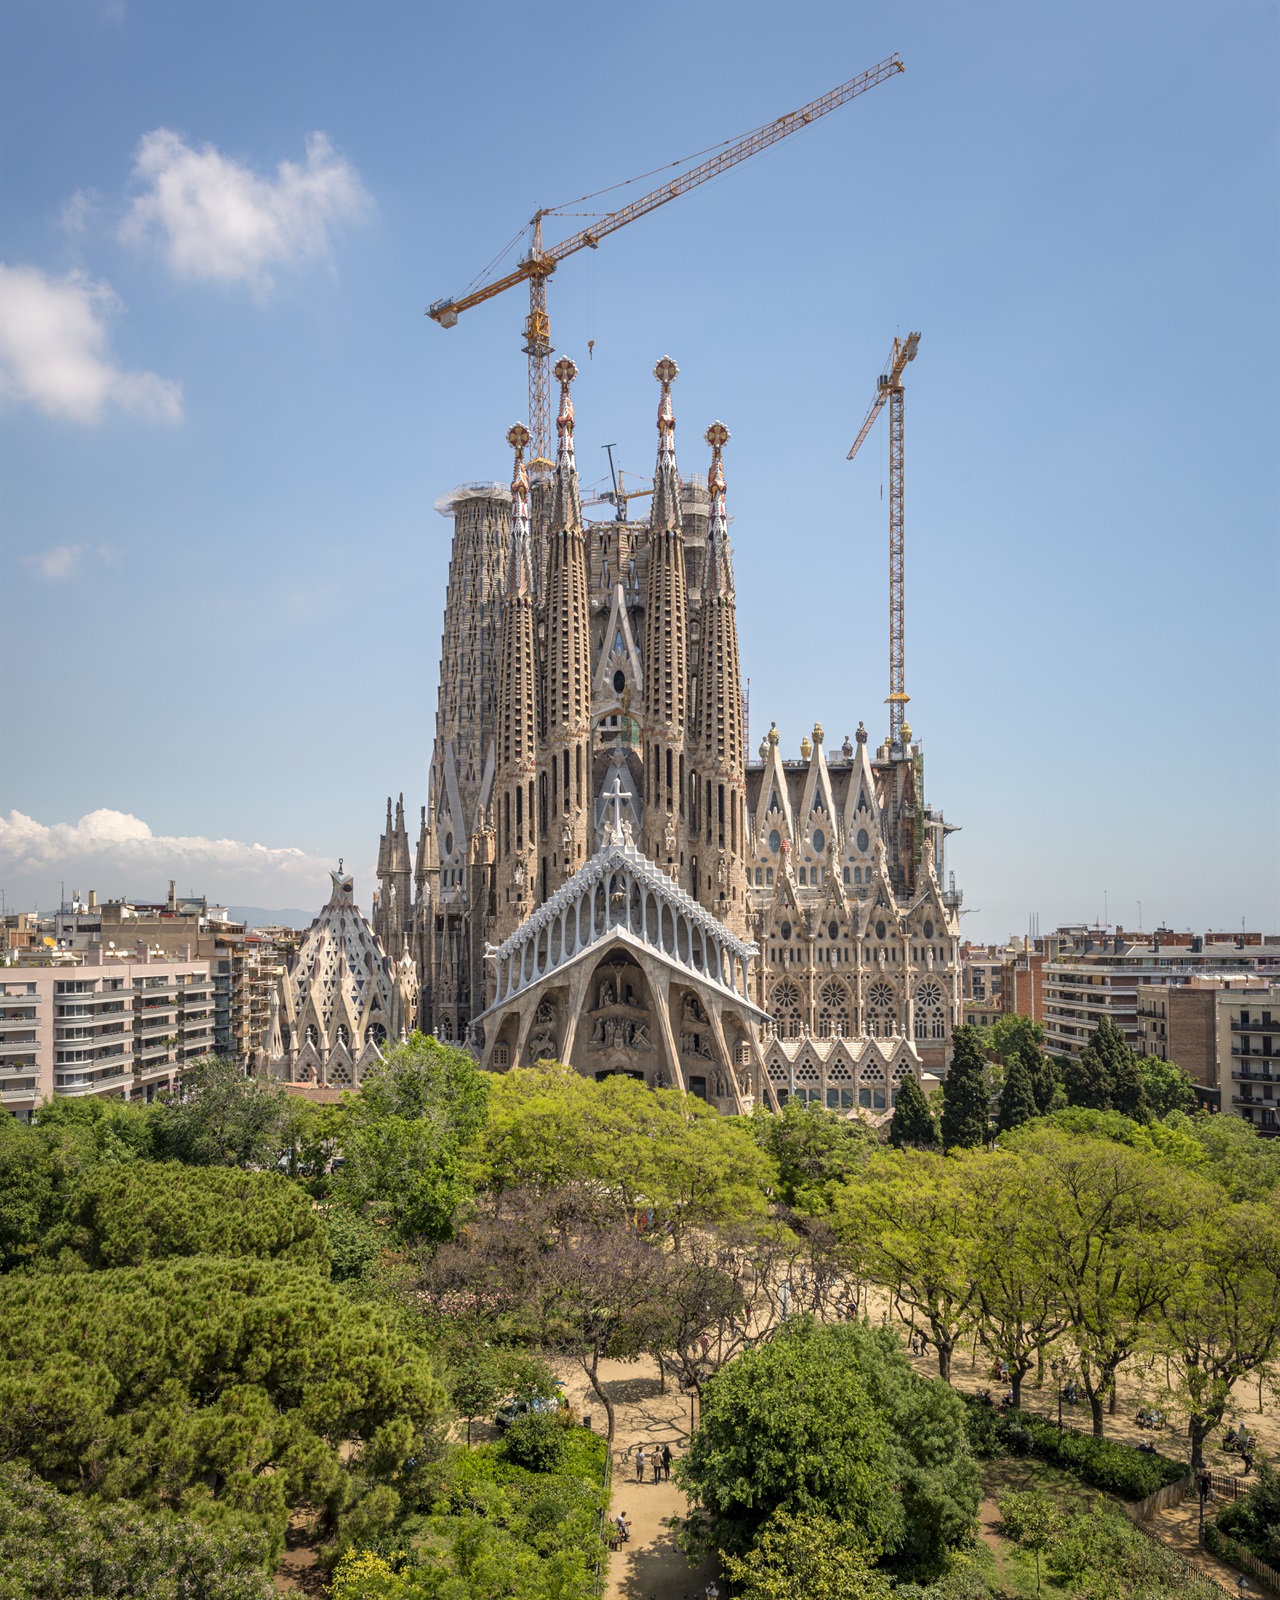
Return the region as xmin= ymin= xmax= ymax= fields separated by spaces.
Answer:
xmin=228 ymin=906 xmax=318 ymax=932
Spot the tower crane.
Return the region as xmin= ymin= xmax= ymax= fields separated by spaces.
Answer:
xmin=427 ymin=54 xmax=904 ymax=470
xmin=847 ymin=331 xmax=921 ymax=749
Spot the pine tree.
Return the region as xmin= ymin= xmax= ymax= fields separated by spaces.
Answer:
xmin=890 ymin=1074 xmax=938 ymax=1148
xmin=1110 ymin=1049 xmax=1152 ymax=1123
xmin=940 ymin=1025 xmax=991 ymax=1149
xmin=996 ymin=1048 xmax=1038 ymax=1133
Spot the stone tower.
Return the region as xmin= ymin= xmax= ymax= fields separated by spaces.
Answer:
xmin=641 ymin=357 xmax=689 ymax=881
xmin=494 ymin=423 xmax=540 ymax=928
xmin=541 ymin=359 xmax=593 ymax=893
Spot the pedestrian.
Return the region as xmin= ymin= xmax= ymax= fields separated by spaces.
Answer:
xmin=634 ymin=1445 xmax=645 ymax=1483
xmin=661 ymin=1442 xmax=672 ymax=1481
xmin=1242 ymin=1450 xmax=1254 ymax=1475
xmin=652 ymin=1450 xmax=661 ymax=1483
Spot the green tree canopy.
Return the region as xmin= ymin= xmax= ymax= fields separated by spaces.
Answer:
xmin=0 ymin=1256 xmax=447 ymax=1555
xmin=43 ymin=1162 xmax=329 ymax=1272
xmin=151 ymin=1057 xmax=298 ymax=1168
xmin=1062 ymin=1018 xmax=1151 ymax=1122
xmin=721 ymin=1509 xmax=893 ymax=1600
xmin=890 ymin=1075 xmax=938 ymax=1150
xmin=833 ymin=1150 xmax=979 ymax=1384
xmin=1138 ymin=1057 xmax=1197 ymax=1119
xmin=995 ymin=1049 xmax=1038 ymax=1134
xmin=678 ymin=1318 xmax=978 ymax=1576
xmin=752 ymin=1099 xmax=876 ymax=1209
xmin=0 ymin=1461 xmax=275 ymax=1600
xmin=476 ymin=1063 xmax=773 ymax=1237
xmin=333 ymin=1033 xmax=492 ymax=1242
xmin=939 ymin=1027 xmax=989 ymax=1150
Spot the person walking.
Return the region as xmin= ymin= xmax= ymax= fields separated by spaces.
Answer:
xmin=661 ymin=1442 xmax=672 ymax=1481
xmin=634 ymin=1444 xmax=645 ymax=1483
xmin=652 ymin=1449 xmax=662 ymax=1483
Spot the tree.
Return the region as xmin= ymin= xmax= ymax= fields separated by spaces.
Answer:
xmin=995 ymin=1050 xmax=1038 ymax=1134
xmin=43 ymin=1161 xmax=329 ymax=1272
xmin=835 ymin=1151 xmax=979 ymax=1382
xmin=677 ymin=1318 xmax=978 ymax=1574
xmin=334 ymin=1033 xmax=491 ymax=1242
xmin=721 ymin=1509 xmax=893 ymax=1600
xmin=1062 ymin=1018 xmax=1151 ymax=1122
xmin=152 ymin=1057 xmax=297 ymax=1168
xmin=963 ymin=1152 xmax=1066 ymax=1409
xmin=753 ymin=1099 xmax=876 ymax=1208
xmin=1156 ymin=1195 xmax=1280 ymax=1468
xmin=1013 ymin=1126 xmax=1200 ymax=1435
xmin=997 ymin=1490 xmax=1063 ymax=1596
xmin=1139 ymin=1057 xmax=1197 ymax=1119
xmin=0 ymin=1255 xmax=447 ymax=1553
xmin=890 ymin=1075 xmax=938 ymax=1149
xmin=1189 ymin=1109 xmax=1280 ymax=1200
xmin=939 ymin=1027 xmax=990 ymax=1150
xmin=0 ymin=1461 xmax=275 ymax=1600
xmin=475 ymin=1063 xmax=773 ymax=1240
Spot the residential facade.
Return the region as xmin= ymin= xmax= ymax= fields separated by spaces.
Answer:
xmin=0 ymin=948 xmax=215 ymax=1120
xmin=1136 ymin=979 xmax=1280 ymax=1135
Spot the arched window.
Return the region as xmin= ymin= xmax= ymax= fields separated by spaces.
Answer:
xmin=770 ymin=980 xmax=803 ymax=1040
xmin=817 ymin=979 xmax=851 ymax=1040
xmin=914 ymin=981 xmax=946 ymax=1041
xmin=866 ymin=981 xmax=896 ymax=1038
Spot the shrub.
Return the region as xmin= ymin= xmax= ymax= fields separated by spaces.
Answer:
xmin=504 ymin=1409 xmax=568 ymax=1472
xmin=1214 ymin=1460 xmax=1280 ymax=1564
xmin=961 ymin=1396 xmax=1184 ymax=1499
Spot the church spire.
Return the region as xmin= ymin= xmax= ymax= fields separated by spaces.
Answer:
xmin=697 ymin=420 xmax=747 ymax=931
xmin=543 ymin=356 xmax=592 ymax=884
xmin=703 ymin=419 xmax=735 ymax=599
xmin=642 ymin=356 xmax=689 ymax=876
xmin=649 ymin=354 xmax=681 ymax=533
xmin=505 ymin=422 xmax=532 ymax=598
xmin=549 ymin=357 xmax=582 ymax=535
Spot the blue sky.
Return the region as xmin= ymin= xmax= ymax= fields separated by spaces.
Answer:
xmin=1 ymin=0 xmax=1276 ymax=942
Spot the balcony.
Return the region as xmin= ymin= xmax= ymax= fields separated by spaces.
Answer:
xmin=1233 ymin=1065 xmax=1276 ymax=1083
xmin=1231 ymin=1018 xmax=1276 ymax=1032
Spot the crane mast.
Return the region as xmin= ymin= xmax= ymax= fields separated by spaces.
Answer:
xmin=428 ymin=54 xmax=905 ymax=469
xmin=847 ymin=331 xmax=920 ymax=748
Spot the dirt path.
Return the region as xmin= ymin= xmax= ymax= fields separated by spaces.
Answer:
xmin=556 ymin=1357 xmax=720 ymax=1600
xmin=1144 ymin=1498 xmax=1252 ymax=1595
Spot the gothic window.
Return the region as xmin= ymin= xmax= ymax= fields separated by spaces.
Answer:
xmin=866 ymin=981 xmax=896 ymax=1038
xmin=857 ymin=828 xmax=870 ymax=852
xmin=915 ymin=981 xmax=946 ymax=1041
xmin=768 ymin=829 xmax=781 ymax=853
xmin=369 ymin=1022 xmax=387 ymax=1045
xmin=780 ymin=921 xmax=792 ymax=941
xmin=843 ymin=867 xmax=850 ymax=884
xmin=816 ymin=979 xmax=851 ymax=1040
xmin=875 ymin=920 xmax=887 ymax=941
xmin=828 ymin=921 xmax=839 ymax=941
xmin=812 ymin=828 xmax=825 ymax=854
xmin=766 ymin=868 xmax=773 ymax=885
xmin=770 ymin=980 xmax=802 ymax=1040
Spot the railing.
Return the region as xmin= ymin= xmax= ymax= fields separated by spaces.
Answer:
xmin=1205 ymin=1524 xmax=1280 ymax=1595
xmin=1126 ymin=1472 xmax=1193 ymax=1521
xmin=593 ymin=1433 xmax=614 ymax=1597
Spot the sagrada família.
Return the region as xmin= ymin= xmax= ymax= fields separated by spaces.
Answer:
xmin=269 ymin=357 xmax=963 ymax=1117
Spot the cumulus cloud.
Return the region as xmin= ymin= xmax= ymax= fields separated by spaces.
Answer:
xmin=120 ymin=129 xmax=370 ymax=292
xmin=0 ymin=808 xmax=339 ymax=908
xmin=0 ymin=264 xmax=182 ymax=424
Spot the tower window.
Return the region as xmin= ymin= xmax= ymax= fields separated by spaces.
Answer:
xmin=613 ymin=669 xmax=626 ymax=694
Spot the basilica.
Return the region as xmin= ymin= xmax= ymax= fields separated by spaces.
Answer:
xmin=361 ymin=355 xmax=963 ymax=1114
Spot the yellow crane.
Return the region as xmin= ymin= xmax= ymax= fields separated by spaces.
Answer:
xmin=427 ymin=54 xmax=904 ymax=469
xmin=847 ymin=331 xmax=921 ymax=748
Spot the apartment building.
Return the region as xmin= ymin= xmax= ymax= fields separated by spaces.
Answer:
xmin=0 ymin=948 xmax=214 ymax=1120
xmin=1043 ymin=932 xmax=1280 ymax=1059
xmin=1136 ymin=980 xmax=1280 ymax=1136
xmin=961 ymin=945 xmax=1006 ymax=1028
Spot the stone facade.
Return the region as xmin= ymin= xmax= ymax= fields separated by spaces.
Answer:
xmin=376 ymin=356 xmax=965 ymax=1106
xmin=267 ymin=870 xmax=416 ymax=1090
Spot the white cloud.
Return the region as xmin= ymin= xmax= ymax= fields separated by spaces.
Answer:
xmin=120 ymin=129 xmax=370 ymax=293
xmin=0 ymin=808 xmax=340 ymax=908
xmin=21 ymin=543 xmax=118 ymax=582
xmin=0 ymin=264 xmax=182 ymax=425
